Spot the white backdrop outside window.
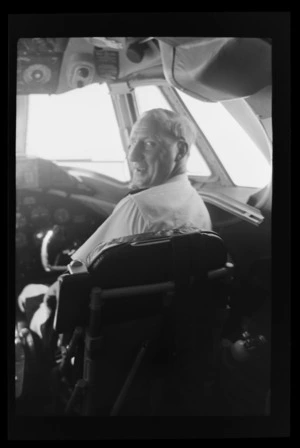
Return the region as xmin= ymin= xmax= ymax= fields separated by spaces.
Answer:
xmin=25 ymin=83 xmax=130 ymax=182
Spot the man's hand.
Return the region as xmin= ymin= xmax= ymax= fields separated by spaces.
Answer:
xmin=18 ymin=284 xmax=49 ymax=313
xmin=43 ymin=280 xmax=60 ymax=310
xmin=27 ymin=280 xmax=59 ymax=339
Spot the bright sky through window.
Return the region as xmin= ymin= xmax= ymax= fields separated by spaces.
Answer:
xmin=24 ymin=82 xmax=271 ymax=188
xmin=25 ymin=83 xmax=130 ymax=181
xmin=177 ymin=90 xmax=272 ymax=188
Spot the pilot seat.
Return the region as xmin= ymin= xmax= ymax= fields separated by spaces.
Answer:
xmin=39 ymin=227 xmax=234 ymax=416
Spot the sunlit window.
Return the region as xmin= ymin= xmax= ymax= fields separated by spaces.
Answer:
xmin=177 ymin=90 xmax=272 ymax=188
xmin=24 ymin=82 xmax=271 ymax=188
xmin=134 ymin=85 xmax=212 ymax=177
xmin=25 ymin=83 xmax=130 ymax=182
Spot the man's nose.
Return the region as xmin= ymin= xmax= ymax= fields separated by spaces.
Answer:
xmin=127 ymin=141 xmax=143 ymax=163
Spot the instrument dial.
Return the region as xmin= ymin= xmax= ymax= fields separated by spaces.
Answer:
xmin=53 ymin=208 xmax=70 ymax=224
xmin=23 ymin=196 xmax=36 ymax=206
xmin=30 ymin=205 xmax=50 ymax=221
xmin=73 ymin=214 xmax=86 ymax=223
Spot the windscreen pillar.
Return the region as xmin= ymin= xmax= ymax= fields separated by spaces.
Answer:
xmin=16 ymin=95 xmax=29 ymax=156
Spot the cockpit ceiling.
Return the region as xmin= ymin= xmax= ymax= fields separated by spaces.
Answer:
xmin=16 ymin=37 xmax=164 ymax=95
xmin=16 ymin=37 xmax=271 ymax=106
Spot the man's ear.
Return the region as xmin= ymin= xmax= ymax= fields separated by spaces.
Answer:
xmin=175 ymin=140 xmax=188 ymax=161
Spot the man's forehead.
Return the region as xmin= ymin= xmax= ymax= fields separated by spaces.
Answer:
xmin=131 ymin=116 xmax=166 ymax=137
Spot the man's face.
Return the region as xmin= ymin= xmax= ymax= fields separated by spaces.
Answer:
xmin=127 ymin=116 xmax=179 ymax=189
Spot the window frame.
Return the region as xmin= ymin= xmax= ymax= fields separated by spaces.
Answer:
xmin=176 ymin=88 xmax=272 ymax=189
xmin=160 ymin=85 xmax=233 ymax=186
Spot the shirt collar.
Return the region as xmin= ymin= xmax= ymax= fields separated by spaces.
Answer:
xmin=165 ymin=173 xmax=189 ymax=185
xmin=129 ymin=173 xmax=189 ymax=196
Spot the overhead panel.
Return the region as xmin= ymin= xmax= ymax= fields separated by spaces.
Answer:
xmin=17 ymin=38 xmax=69 ymax=94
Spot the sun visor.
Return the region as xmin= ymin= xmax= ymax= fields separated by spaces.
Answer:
xmin=159 ymin=37 xmax=271 ymax=102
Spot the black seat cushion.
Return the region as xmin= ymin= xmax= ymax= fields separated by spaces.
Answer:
xmin=86 ymin=226 xmax=227 ymax=289
xmin=55 ymin=227 xmax=230 ymax=415
xmin=55 ymin=227 xmax=228 ymax=334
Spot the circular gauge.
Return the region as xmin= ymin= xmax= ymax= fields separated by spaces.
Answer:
xmin=16 ymin=232 xmax=28 ymax=249
xmin=30 ymin=205 xmax=50 ymax=221
xmin=54 ymin=208 xmax=70 ymax=224
xmin=23 ymin=64 xmax=52 ymax=84
xmin=23 ymin=196 xmax=36 ymax=206
xmin=16 ymin=212 xmax=27 ymax=229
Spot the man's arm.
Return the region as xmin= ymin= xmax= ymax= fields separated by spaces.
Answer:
xmin=71 ymin=195 xmax=147 ymax=265
xmin=25 ymin=197 xmax=147 ymax=340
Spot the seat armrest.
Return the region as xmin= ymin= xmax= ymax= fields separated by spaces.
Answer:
xmin=54 ymin=273 xmax=94 ymax=334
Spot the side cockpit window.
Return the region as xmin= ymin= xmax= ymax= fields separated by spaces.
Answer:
xmin=177 ymin=90 xmax=272 ymax=189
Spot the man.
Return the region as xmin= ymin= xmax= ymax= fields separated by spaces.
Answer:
xmin=69 ymin=108 xmax=211 ymax=265
xmin=19 ymin=108 xmax=211 ymax=339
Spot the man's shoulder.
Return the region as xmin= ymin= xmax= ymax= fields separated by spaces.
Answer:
xmin=133 ymin=176 xmax=194 ymax=201
xmin=128 ymin=188 xmax=148 ymax=196
xmin=115 ymin=192 xmax=136 ymax=208
xmin=113 ymin=192 xmax=146 ymax=220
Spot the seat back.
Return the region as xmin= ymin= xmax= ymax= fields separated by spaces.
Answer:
xmin=54 ymin=228 xmax=233 ymax=416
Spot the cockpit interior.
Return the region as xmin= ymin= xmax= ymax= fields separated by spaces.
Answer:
xmin=8 ymin=14 xmax=291 ymax=439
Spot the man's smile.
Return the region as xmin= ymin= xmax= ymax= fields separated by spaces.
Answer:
xmin=133 ymin=166 xmax=147 ymax=173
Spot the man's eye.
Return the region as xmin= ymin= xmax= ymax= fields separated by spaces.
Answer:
xmin=144 ymin=141 xmax=157 ymax=149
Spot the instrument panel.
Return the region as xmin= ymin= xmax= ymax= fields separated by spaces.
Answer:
xmin=16 ymin=189 xmax=106 ymax=285
xmin=16 ymin=157 xmax=79 ymax=191
xmin=17 ymin=38 xmax=69 ymax=95
xmin=16 ymin=202 xmax=72 ymax=234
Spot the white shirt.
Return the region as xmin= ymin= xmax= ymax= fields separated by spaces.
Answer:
xmin=71 ymin=174 xmax=211 ymax=265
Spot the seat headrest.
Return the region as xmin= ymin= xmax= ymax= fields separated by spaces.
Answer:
xmin=86 ymin=227 xmax=227 ymax=289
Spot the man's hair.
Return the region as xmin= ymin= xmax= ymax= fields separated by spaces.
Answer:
xmin=139 ymin=108 xmax=197 ymax=148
